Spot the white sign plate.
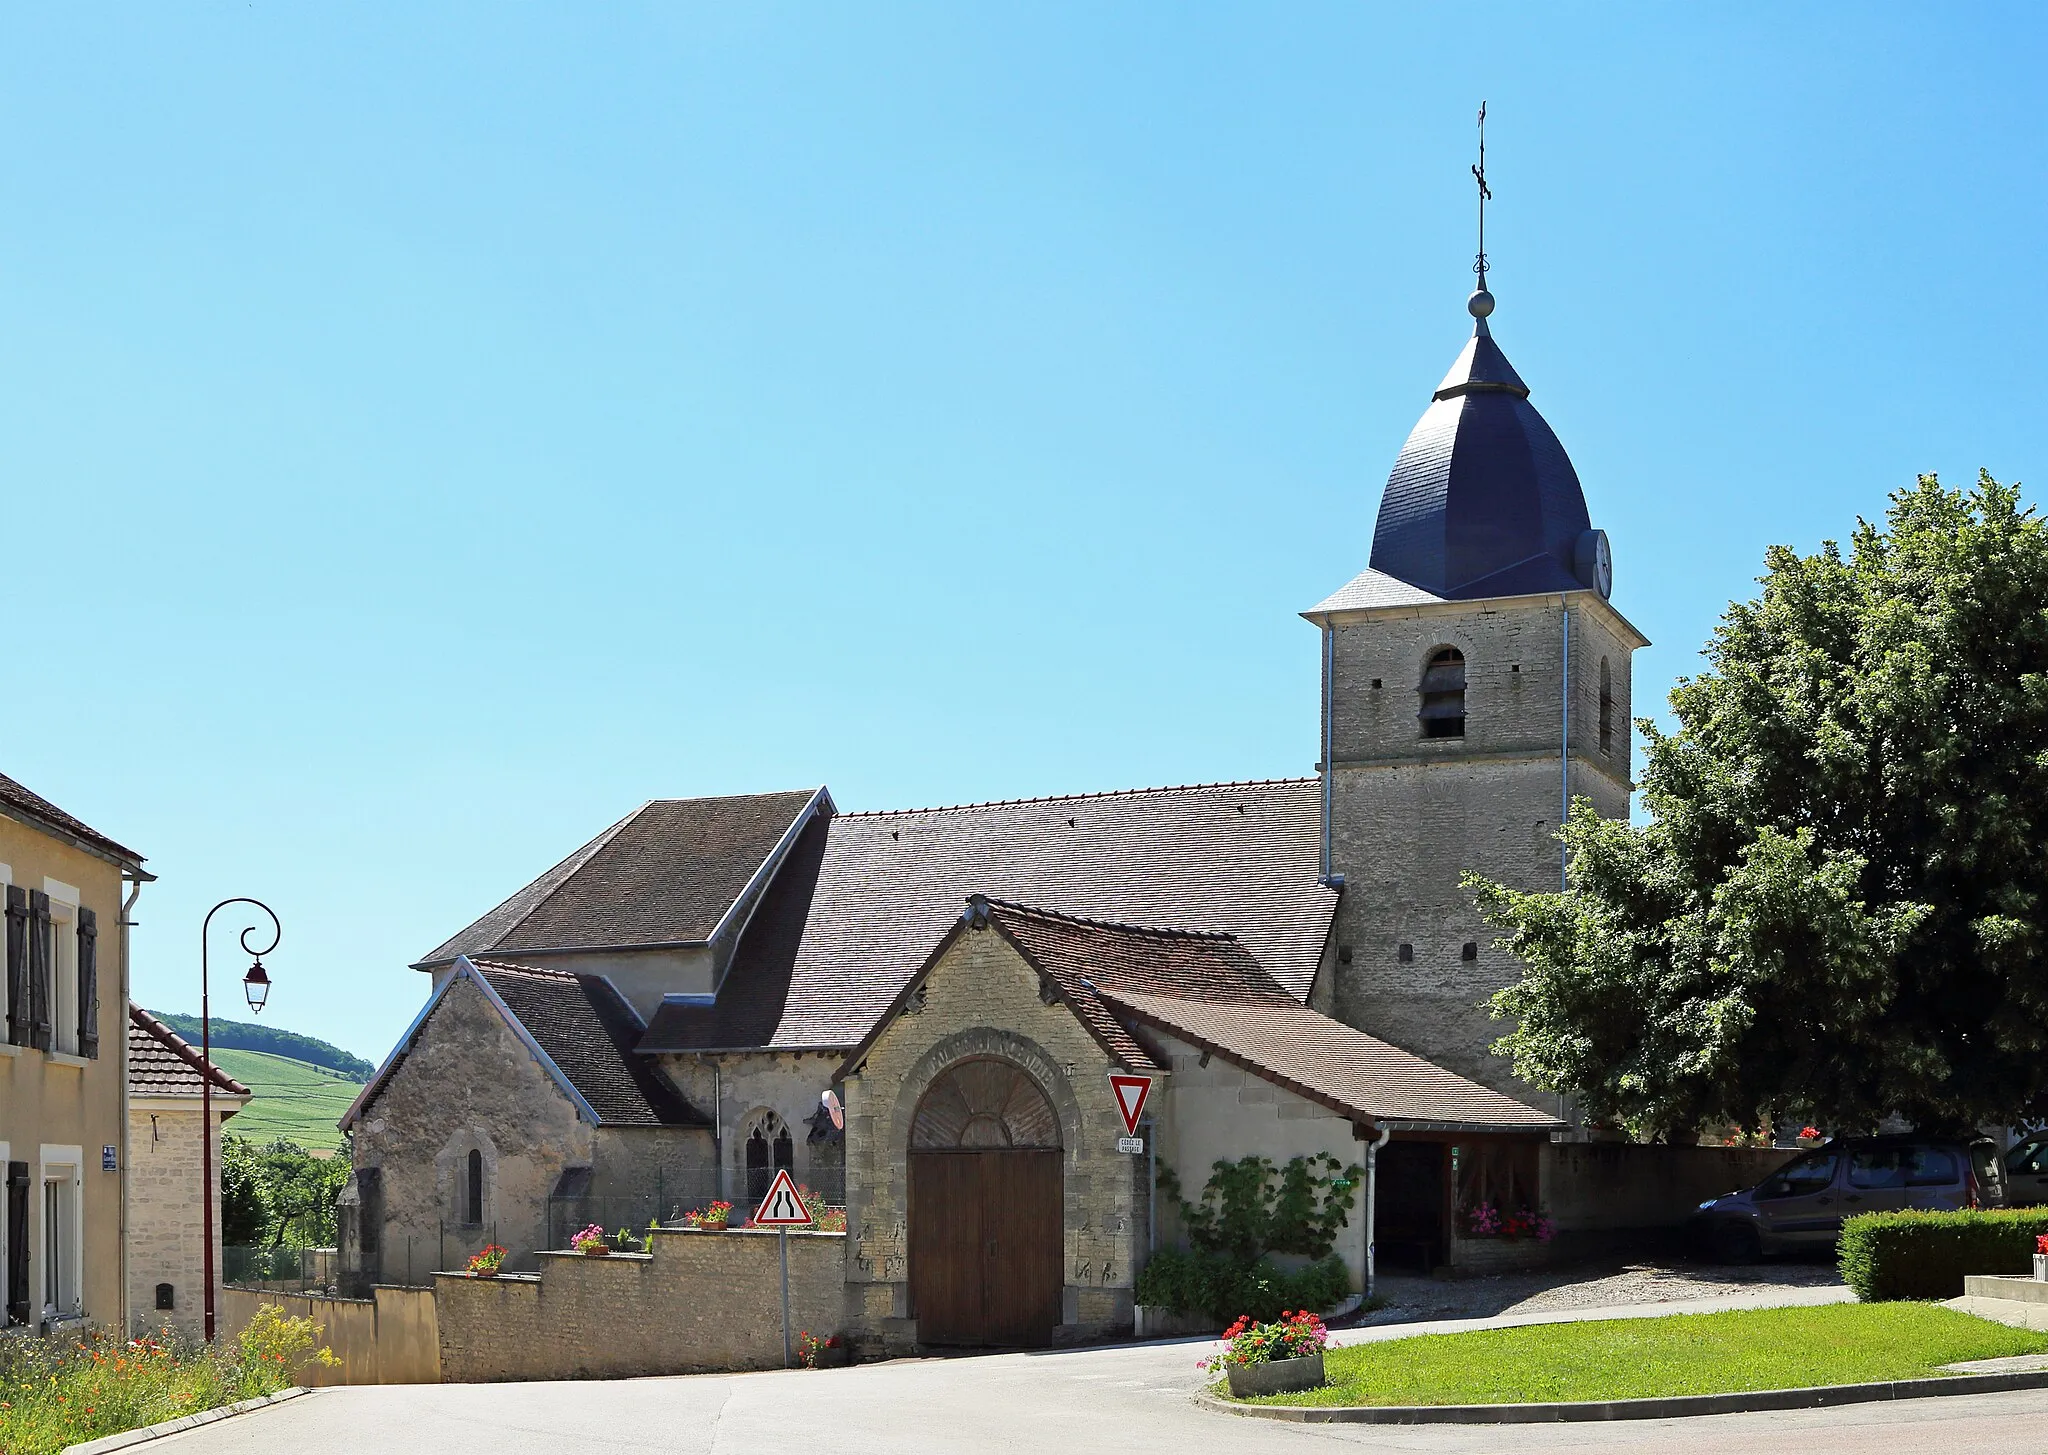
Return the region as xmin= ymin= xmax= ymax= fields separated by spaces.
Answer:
xmin=752 ymin=1167 xmax=815 ymax=1227
xmin=1117 ymin=1136 xmax=1145 ymax=1154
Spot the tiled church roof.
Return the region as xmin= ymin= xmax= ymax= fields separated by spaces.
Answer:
xmin=638 ymin=779 xmax=1336 ymax=1053
xmin=128 ymin=1005 xmax=251 ymax=1098
xmin=417 ymin=790 xmax=824 ymax=966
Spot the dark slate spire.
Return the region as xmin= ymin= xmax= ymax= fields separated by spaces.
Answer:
xmin=1365 ymin=290 xmax=1607 ymax=601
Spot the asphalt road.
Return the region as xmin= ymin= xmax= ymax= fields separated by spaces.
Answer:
xmin=148 ymin=1291 xmax=2048 ymax=1455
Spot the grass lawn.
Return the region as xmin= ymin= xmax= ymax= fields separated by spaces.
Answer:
xmin=1235 ymin=1302 xmax=2048 ymax=1408
xmin=211 ymin=1048 xmax=363 ymax=1150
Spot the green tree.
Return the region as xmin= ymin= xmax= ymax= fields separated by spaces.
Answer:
xmin=249 ymin=1139 xmax=350 ymax=1247
xmin=220 ymin=1135 xmax=270 ymax=1246
xmin=1468 ymin=473 xmax=2048 ymax=1137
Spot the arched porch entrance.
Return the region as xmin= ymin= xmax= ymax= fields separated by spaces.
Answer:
xmin=907 ymin=1057 xmax=1064 ymax=1346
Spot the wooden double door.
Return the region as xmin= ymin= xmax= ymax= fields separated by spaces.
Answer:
xmin=908 ymin=1148 xmax=1063 ymax=1346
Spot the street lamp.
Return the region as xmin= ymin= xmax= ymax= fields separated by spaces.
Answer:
xmin=200 ymin=898 xmax=281 ymax=1342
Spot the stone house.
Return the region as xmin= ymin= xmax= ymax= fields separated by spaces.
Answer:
xmin=0 ymin=771 xmax=150 ymax=1334
xmin=125 ymin=1006 xmax=249 ymax=1338
xmin=342 ymin=275 xmax=1736 ymax=1350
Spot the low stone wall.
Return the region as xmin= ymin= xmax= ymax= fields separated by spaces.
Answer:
xmin=1545 ymin=1143 xmax=1793 ymax=1234
xmin=435 ymin=1227 xmax=846 ymax=1383
xmin=218 ymin=1285 xmax=440 ymax=1385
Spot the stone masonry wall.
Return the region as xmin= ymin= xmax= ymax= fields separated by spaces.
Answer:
xmin=842 ymin=924 xmax=1145 ymax=1353
xmin=434 ymin=1226 xmax=845 ymax=1381
xmin=126 ymin=1101 xmax=239 ymax=1339
xmin=350 ymin=976 xmax=593 ymax=1276
xmin=1322 ymin=594 xmax=1638 ymax=1102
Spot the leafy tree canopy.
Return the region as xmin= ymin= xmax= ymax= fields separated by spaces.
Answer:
xmin=1469 ymin=474 xmax=2048 ymax=1138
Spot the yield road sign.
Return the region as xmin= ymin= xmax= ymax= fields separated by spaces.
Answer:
xmin=1110 ymin=1074 xmax=1152 ymax=1137
xmin=753 ymin=1167 xmax=815 ymax=1227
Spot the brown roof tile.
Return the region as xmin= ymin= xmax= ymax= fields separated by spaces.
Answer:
xmin=0 ymin=772 xmax=145 ymax=868
xmin=128 ymin=1005 xmax=250 ymax=1098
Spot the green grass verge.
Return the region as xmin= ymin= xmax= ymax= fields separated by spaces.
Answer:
xmin=1235 ymin=1302 xmax=2048 ymax=1408
xmin=211 ymin=1049 xmax=362 ymax=1151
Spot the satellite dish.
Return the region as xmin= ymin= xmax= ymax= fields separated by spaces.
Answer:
xmin=821 ymin=1089 xmax=844 ymax=1131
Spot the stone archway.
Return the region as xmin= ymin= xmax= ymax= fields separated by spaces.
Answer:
xmin=907 ymin=1058 xmax=1064 ymax=1346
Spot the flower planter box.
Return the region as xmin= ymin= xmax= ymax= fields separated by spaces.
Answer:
xmin=580 ymin=1247 xmax=610 ymax=1258
xmin=2034 ymin=1253 xmax=2047 ymax=1282
xmin=1225 ymin=1352 xmax=1325 ymax=1398
xmin=813 ymin=1344 xmax=850 ymax=1369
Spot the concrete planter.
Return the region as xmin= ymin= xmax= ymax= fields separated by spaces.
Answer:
xmin=1225 ymin=1352 xmax=1325 ymax=1398
xmin=579 ymin=1247 xmax=610 ymax=1258
xmin=2034 ymin=1254 xmax=2047 ymax=1282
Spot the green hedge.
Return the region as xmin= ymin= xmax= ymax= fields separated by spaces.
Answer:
xmin=1133 ymin=1246 xmax=1350 ymax=1324
xmin=1839 ymin=1208 xmax=2048 ymax=1301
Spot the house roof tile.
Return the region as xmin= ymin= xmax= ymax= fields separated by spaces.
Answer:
xmin=128 ymin=1005 xmax=251 ymax=1098
xmin=0 ymin=772 xmax=145 ymax=869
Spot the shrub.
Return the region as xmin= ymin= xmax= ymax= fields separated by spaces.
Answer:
xmin=1134 ymin=1246 xmax=1350 ymax=1323
xmin=1839 ymin=1208 xmax=2048 ymax=1301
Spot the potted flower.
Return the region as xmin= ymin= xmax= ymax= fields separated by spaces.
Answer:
xmin=572 ymin=1223 xmax=611 ymax=1257
xmin=798 ymin=1185 xmax=848 ymax=1233
xmin=466 ymin=1244 xmax=507 ymax=1277
xmin=682 ymin=1201 xmax=734 ymax=1232
xmin=1797 ymin=1126 xmax=1824 ymax=1147
xmin=2034 ymin=1234 xmax=2048 ymax=1283
xmin=1206 ymin=1310 xmax=1329 ymax=1398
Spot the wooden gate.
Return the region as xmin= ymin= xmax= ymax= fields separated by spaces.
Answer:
xmin=907 ymin=1059 xmax=1063 ymax=1346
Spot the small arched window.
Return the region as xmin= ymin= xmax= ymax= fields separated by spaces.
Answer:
xmin=465 ymin=1149 xmax=484 ymax=1226
xmin=1598 ymin=657 xmax=1615 ymax=754
xmin=745 ymin=1114 xmax=795 ymax=1206
xmin=1419 ymin=647 xmax=1466 ymax=739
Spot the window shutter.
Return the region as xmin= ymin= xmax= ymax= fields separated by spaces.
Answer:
xmin=77 ymin=907 xmax=99 ymax=1059
xmin=26 ymin=890 xmax=51 ymax=1052
xmin=3 ymin=886 xmax=23 ymax=1046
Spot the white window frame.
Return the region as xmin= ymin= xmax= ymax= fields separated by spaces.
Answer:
xmin=43 ymin=881 xmax=79 ymax=1058
xmin=38 ymin=1146 xmax=82 ymax=1324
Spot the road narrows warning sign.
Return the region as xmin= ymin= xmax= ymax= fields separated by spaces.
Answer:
xmin=1109 ymin=1074 xmax=1152 ymax=1137
xmin=752 ymin=1168 xmax=814 ymax=1227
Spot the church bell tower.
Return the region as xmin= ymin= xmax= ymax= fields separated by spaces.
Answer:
xmin=1303 ymin=239 xmax=1648 ymax=1102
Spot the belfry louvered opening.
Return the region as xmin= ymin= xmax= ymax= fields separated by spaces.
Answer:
xmin=1419 ymin=647 xmax=1467 ymax=738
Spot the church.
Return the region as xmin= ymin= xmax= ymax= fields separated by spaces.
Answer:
xmin=337 ymin=264 xmax=1721 ymax=1352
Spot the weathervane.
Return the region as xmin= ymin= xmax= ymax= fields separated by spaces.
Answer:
xmin=1470 ymin=102 xmax=1495 ymax=319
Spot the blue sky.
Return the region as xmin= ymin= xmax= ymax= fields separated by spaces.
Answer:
xmin=2 ymin=5 xmax=2040 ymax=1062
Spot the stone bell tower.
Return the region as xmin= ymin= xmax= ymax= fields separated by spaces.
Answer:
xmin=1304 ymin=275 xmax=1648 ymax=1103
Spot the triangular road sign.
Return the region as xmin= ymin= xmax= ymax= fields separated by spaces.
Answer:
xmin=1110 ymin=1074 xmax=1152 ymax=1137
xmin=752 ymin=1167 xmax=815 ymax=1227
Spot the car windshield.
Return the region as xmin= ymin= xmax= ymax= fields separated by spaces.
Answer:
xmin=1758 ymin=1150 xmax=1838 ymax=1199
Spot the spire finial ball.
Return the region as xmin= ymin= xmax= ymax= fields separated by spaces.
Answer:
xmin=1467 ymin=288 xmax=1495 ymax=319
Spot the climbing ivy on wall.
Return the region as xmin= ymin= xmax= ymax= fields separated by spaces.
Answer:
xmin=1157 ymin=1153 xmax=1365 ymax=1261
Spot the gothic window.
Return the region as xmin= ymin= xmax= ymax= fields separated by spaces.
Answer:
xmin=1599 ymin=658 xmax=1615 ymax=754
xmin=1420 ymin=647 xmax=1466 ymax=739
xmin=745 ymin=1114 xmax=794 ymax=1207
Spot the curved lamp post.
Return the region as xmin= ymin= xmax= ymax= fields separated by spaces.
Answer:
xmin=200 ymin=898 xmax=280 ymax=1341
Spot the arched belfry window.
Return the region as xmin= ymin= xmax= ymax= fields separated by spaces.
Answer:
xmin=465 ymin=1149 xmax=484 ymax=1226
xmin=745 ymin=1113 xmax=795 ymax=1206
xmin=1420 ymin=647 xmax=1467 ymax=739
xmin=1599 ymin=658 xmax=1615 ymax=754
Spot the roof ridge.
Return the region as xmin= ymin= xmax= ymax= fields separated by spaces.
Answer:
xmin=839 ymin=777 xmax=1315 ymax=819
xmin=468 ymin=957 xmax=582 ymax=981
xmin=978 ymin=896 xmax=1238 ymax=942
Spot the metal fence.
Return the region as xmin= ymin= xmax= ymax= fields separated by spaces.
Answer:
xmin=223 ymin=1244 xmax=339 ymax=1295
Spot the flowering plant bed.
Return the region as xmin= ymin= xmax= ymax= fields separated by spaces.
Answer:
xmin=681 ymin=1201 xmax=734 ymax=1231
xmin=797 ymin=1331 xmax=847 ymax=1369
xmin=1461 ymin=1201 xmax=1554 ymax=1242
xmin=798 ymin=1186 xmax=848 ymax=1233
xmin=571 ymin=1223 xmax=611 ymax=1255
xmin=466 ymin=1244 xmax=507 ymax=1276
xmin=0 ymin=1306 xmax=334 ymax=1455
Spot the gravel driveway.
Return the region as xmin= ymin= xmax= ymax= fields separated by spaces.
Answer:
xmin=1362 ymin=1252 xmax=1844 ymax=1325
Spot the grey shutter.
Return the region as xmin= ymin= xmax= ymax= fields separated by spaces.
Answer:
xmin=26 ymin=890 xmax=50 ymax=1052
xmin=3 ymin=886 xmax=23 ymax=1046
xmin=77 ymin=906 xmax=99 ymax=1059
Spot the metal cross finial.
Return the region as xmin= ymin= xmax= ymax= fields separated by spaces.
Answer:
xmin=1472 ymin=101 xmax=1491 ymax=288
